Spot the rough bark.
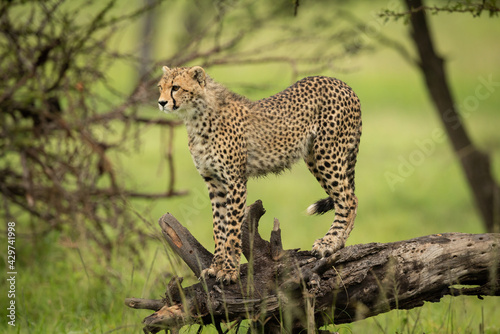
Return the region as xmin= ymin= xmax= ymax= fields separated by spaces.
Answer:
xmin=405 ymin=0 xmax=500 ymax=233
xmin=125 ymin=201 xmax=500 ymax=333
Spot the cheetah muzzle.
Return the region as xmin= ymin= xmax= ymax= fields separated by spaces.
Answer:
xmin=158 ymin=66 xmax=362 ymax=284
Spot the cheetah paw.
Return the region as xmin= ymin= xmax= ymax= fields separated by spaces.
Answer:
xmin=200 ymin=267 xmax=216 ymax=281
xmin=215 ymin=268 xmax=239 ymax=285
xmin=199 ymin=259 xmax=223 ymax=280
xmin=311 ymin=237 xmax=344 ymax=258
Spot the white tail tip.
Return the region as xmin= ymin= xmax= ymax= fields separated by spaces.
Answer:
xmin=306 ymin=204 xmax=317 ymax=215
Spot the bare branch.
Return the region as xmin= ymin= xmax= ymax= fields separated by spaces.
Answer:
xmin=380 ymin=3 xmax=500 ymax=19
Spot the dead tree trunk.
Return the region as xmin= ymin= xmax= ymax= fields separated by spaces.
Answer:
xmin=126 ymin=201 xmax=500 ymax=333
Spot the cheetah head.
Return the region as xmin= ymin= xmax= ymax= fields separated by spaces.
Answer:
xmin=157 ymin=66 xmax=206 ymax=116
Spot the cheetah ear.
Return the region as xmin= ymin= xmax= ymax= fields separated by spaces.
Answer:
xmin=189 ymin=66 xmax=206 ymax=87
xmin=162 ymin=66 xmax=171 ymax=75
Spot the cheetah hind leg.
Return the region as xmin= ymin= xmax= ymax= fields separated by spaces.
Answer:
xmin=304 ymin=155 xmax=358 ymax=257
xmin=311 ymin=195 xmax=358 ymax=258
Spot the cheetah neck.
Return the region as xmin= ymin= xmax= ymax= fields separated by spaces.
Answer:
xmin=183 ymin=78 xmax=251 ymax=139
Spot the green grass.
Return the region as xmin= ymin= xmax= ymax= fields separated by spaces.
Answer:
xmin=2 ymin=0 xmax=500 ymax=333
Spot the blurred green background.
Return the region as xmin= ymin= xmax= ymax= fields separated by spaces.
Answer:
xmin=1 ymin=0 xmax=499 ymax=333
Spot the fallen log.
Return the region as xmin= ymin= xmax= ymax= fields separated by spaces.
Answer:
xmin=125 ymin=200 xmax=500 ymax=333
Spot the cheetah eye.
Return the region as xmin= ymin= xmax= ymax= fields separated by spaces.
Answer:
xmin=172 ymin=85 xmax=180 ymax=92
xmin=158 ymin=85 xmax=162 ymax=91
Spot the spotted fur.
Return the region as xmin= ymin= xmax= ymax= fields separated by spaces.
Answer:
xmin=158 ymin=66 xmax=362 ymax=283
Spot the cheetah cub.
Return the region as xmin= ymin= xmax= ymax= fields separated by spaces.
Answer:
xmin=158 ymin=66 xmax=362 ymax=284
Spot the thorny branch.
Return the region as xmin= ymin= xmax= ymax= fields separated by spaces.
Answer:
xmin=0 ymin=0 xmax=183 ymax=261
xmin=1 ymin=0 xmax=374 ymax=261
xmin=379 ymin=2 xmax=500 ymax=19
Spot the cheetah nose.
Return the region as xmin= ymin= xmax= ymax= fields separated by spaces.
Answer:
xmin=158 ymin=100 xmax=167 ymax=107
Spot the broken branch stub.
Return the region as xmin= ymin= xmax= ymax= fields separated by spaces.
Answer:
xmin=159 ymin=212 xmax=213 ymax=277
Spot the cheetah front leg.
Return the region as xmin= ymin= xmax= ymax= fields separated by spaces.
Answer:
xmin=216 ymin=178 xmax=247 ymax=284
xmin=201 ymin=177 xmax=247 ymax=284
xmin=200 ymin=178 xmax=227 ymax=279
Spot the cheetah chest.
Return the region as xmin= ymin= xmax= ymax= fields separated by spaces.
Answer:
xmin=188 ymin=135 xmax=218 ymax=176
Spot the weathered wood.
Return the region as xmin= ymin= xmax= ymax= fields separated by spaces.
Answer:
xmin=126 ymin=201 xmax=500 ymax=333
xmin=159 ymin=213 xmax=213 ymax=277
xmin=270 ymin=218 xmax=284 ymax=261
xmin=124 ymin=298 xmax=163 ymax=311
xmin=241 ymin=200 xmax=270 ymax=261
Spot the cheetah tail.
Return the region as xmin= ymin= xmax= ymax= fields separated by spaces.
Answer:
xmin=306 ymin=197 xmax=334 ymax=215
